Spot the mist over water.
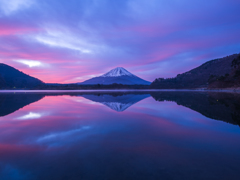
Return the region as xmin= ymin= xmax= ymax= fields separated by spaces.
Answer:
xmin=0 ymin=91 xmax=240 ymax=180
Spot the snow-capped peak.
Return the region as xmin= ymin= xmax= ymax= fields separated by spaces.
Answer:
xmin=102 ymin=102 xmax=133 ymax=112
xmin=101 ymin=67 xmax=135 ymax=77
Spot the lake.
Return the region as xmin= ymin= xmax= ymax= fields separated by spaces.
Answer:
xmin=0 ymin=91 xmax=240 ymax=180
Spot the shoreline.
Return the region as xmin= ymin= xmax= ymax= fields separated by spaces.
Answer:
xmin=0 ymin=88 xmax=240 ymax=93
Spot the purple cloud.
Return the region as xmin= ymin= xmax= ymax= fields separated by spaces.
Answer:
xmin=0 ymin=0 xmax=240 ymax=83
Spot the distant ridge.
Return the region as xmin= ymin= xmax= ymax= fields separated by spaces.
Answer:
xmin=80 ymin=67 xmax=151 ymax=85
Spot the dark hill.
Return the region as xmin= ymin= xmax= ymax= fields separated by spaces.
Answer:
xmin=208 ymin=54 xmax=240 ymax=88
xmin=150 ymin=54 xmax=239 ymax=89
xmin=0 ymin=63 xmax=43 ymax=89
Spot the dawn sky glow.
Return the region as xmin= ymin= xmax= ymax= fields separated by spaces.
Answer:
xmin=0 ymin=0 xmax=240 ymax=83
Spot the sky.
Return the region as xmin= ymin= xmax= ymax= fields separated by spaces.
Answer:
xmin=0 ymin=0 xmax=240 ymax=83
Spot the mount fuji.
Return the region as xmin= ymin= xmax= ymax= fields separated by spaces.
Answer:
xmin=80 ymin=67 xmax=151 ymax=85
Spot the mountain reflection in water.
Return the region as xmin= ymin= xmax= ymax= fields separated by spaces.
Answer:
xmin=0 ymin=92 xmax=239 ymax=125
xmin=150 ymin=92 xmax=240 ymax=126
xmin=0 ymin=91 xmax=240 ymax=180
xmin=81 ymin=94 xmax=150 ymax=112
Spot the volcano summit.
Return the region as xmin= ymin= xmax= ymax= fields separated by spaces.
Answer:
xmin=80 ymin=67 xmax=151 ymax=85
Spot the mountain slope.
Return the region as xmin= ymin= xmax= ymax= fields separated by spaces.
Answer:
xmin=150 ymin=54 xmax=239 ymax=89
xmin=80 ymin=67 xmax=151 ymax=85
xmin=0 ymin=63 xmax=43 ymax=89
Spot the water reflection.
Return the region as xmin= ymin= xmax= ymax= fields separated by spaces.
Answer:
xmin=0 ymin=93 xmax=44 ymax=117
xmin=0 ymin=91 xmax=240 ymax=180
xmin=81 ymin=93 xmax=150 ymax=111
xmin=151 ymin=92 xmax=240 ymax=126
xmin=0 ymin=92 xmax=240 ymax=125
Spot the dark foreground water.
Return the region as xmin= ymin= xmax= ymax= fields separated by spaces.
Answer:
xmin=0 ymin=91 xmax=240 ymax=180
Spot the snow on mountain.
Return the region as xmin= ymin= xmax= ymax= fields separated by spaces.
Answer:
xmin=101 ymin=67 xmax=135 ymax=77
xmin=102 ymin=102 xmax=133 ymax=112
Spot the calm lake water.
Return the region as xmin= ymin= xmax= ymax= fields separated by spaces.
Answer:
xmin=0 ymin=91 xmax=240 ymax=180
